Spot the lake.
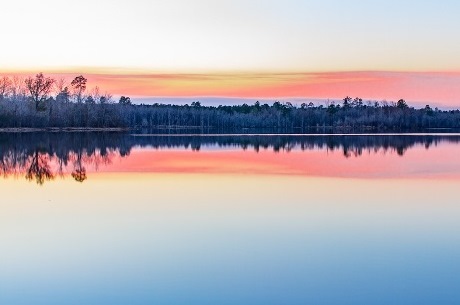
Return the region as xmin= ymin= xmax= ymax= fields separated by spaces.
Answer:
xmin=0 ymin=133 xmax=459 ymax=305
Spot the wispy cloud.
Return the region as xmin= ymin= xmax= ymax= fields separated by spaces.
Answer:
xmin=2 ymin=70 xmax=460 ymax=107
xmin=82 ymin=71 xmax=460 ymax=107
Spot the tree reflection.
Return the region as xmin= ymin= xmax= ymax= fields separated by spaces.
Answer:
xmin=0 ymin=132 xmax=459 ymax=184
xmin=71 ymin=150 xmax=87 ymax=183
xmin=0 ymin=132 xmax=128 ymax=185
xmin=26 ymin=150 xmax=54 ymax=185
xmin=71 ymin=168 xmax=87 ymax=182
xmin=2 ymin=147 xmax=121 ymax=185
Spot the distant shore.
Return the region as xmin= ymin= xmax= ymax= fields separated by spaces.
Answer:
xmin=0 ymin=127 xmax=458 ymax=134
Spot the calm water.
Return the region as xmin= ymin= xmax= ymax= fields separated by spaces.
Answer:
xmin=1 ymin=133 xmax=459 ymax=305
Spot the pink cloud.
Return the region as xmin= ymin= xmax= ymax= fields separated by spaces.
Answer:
xmin=2 ymin=70 xmax=460 ymax=107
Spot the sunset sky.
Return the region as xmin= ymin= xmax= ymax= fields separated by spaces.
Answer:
xmin=1 ymin=0 xmax=459 ymax=107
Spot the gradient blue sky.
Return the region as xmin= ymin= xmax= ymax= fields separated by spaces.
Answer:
xmin=1 ymin=0 xmax=459 ymax=105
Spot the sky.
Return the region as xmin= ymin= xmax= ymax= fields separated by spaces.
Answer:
xmin=1 ymin=0 xmax=459 ymax=107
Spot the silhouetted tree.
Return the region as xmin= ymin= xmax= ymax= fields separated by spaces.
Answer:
xmin=343 ymin=96 xmax=352 ymax=109
xmin=352 ymin=97 xmax=363 ymax=108
xmin=0 ymin=76 xmax=12 ymax=100
xmin=85 ymin=96 xmax=96 ymax=104
xmin=119 ymin=96 xmax=131 ymax=105
xmin=424 ymin=105 xmax=434 ymax=116
xmin=71 ymin=75 xmax=87 ymax=103
xmin=56 ymin=87 xmax=71 ymax=103
xmin=397 ymin=99 xmax=408 ymax=109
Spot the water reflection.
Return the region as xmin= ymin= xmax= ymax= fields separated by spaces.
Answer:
xmin=1 ymin=132 xmax=460 ymax=184
xmin=0 ymin=133 xmax=127 ymax=184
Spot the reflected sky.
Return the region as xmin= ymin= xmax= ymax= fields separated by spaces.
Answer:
xmin=0 ymin=133 xmax=459 ymax=305
xmin=2 ymin=133 xmax=460 ymax=183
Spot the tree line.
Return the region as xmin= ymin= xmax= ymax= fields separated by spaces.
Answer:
xmin=1 ymin=73 xmax=460 ymax=131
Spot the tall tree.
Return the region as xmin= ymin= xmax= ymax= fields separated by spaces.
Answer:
xmin=24 ymin=73 xmax=55 ymax=111
xmin=11 ymin=76 xmax=26 ymax=100
xmin=71 ymin=75 xmax=87 ymax=103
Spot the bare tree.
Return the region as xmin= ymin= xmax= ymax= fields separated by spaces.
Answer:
xmin=0 ymin=76 xmax=12 ymax=100
xmin=99 ymin=92 xmax=113 ymax=104
xmin=90 ymin=86 xmax=101 ymax=103
xmin=55 ymin=77 xmax=71 ymax=104
xmin=54 ymin=77 xmax=68 ymax=95
xmin=24 ymin=73 xmax=55 ymax=111
xmin=11 ymin=76 xmax=26 ymax=100
xmin=56 ymin=87 xmax=71 ymax=103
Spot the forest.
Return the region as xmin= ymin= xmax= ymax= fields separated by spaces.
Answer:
xmin=1 ymin=73 xmax=460 ymax=131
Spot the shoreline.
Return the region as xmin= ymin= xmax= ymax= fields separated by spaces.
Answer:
xmin=0 ymin=127 xmax=132 ymax=133
xmin=0 ymin=127 xmax=459 ymax=135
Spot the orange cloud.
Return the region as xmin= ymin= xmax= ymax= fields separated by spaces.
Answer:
xmin=2 ymin=70 xmax=460 ymax=107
